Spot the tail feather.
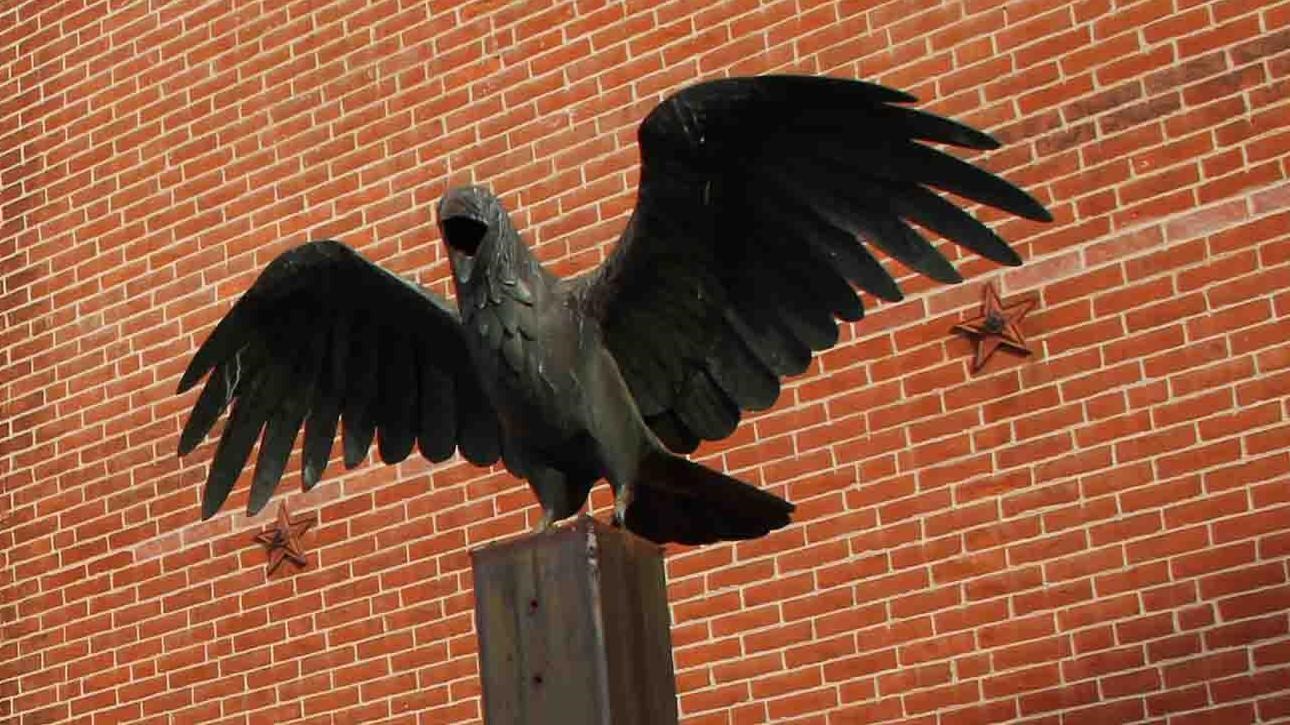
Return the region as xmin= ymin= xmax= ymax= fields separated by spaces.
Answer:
xmin=625 ymin=449 xmax=795 ymax=545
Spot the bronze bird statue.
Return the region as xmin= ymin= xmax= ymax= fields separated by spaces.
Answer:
xmin=175 ymin=75 xmax=1050 ymax=545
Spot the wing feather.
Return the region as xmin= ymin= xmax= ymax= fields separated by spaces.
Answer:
xmin=248 ymin=312 xmax=325 ymax=514
xmin=301 ymin=310 xmax=349 ymax=489
xmin=674 ymin=367 xmax=740 ymax=441
xmin=177 ymin=240 xmax=499 ymax=518
xmin=415 ymin=342 xmax=457 ymax=462
xmin=854 ymin=140 xmax=1051 ymax=222
xmin=341 ymin=315 xmax=379 ymax=469
xmin=177 ymin=301 xmax=256 ymax=395
xmin=178 ymin=346 xmax=244 ymax=456
xmin=757 ymin=157 xmax=962 ymax=284
xmin=377 ymin=329 xmax=418 ymax=465
xmin=645 ymin=410 xmax=701 ymax=454
xmin=853 ymin=210 xmax=962 ymax=285
xmin=888 ymin=182 xmax=1022 ymax=266
xmin=725 ymin=295 xmax=813 ymax=377
xmin=706 ymin=323 xmax=779 ymax=412
xmin=732 ymin=261 xmax=838 ymax=351
xmin=249 ymin=373 xmax=311 ymax=514
xmin=202 ymin=353 xmax=289 ymax=518
xmin=456 ymin=372 xmax=500 ymax=465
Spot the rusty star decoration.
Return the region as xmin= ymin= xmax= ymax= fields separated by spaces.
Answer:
xmin=253 ymin=502 xmax=315 ymax=575
xmin=952 ymin=282 xmax=1038 ymax=372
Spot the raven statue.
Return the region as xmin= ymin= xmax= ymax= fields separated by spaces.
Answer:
xmin=176 ymin=76 xmax=1050 ymax=545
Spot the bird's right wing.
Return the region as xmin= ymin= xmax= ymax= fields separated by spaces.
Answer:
xmin=576 ymin=76 xmax=1051 ymax=453
xmin=176 ymin=240 xmax=500 ymax=519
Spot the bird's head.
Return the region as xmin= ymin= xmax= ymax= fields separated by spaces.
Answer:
xmin=438 ymin=185 xmax=501 ymax=256
xmin=437 ymin=185 xmax=519 ymax=286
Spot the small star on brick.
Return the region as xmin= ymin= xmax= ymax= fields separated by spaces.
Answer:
xmin=254 ymin=503 xmax=315 ymax=575
xmin=952 ymin=282 xmax=1038 ymax=373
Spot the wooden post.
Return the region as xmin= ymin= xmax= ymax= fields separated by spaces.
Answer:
xmin=471 ymin=516 xmax=679 ymax=725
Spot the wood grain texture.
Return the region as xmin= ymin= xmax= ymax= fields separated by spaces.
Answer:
xmin=472 ymin=517 xmax=678 ymax=724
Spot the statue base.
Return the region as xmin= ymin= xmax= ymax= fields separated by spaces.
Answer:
xmin=470 ymin=515 xmax=679 ymax=724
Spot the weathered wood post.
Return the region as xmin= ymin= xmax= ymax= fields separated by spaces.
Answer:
xmin=471 ymin=516 xmax=679 ymax=724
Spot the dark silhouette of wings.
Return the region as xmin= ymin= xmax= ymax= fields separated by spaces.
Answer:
xmin=577 ymin=76 xmax=1052 ymax=452
xmin=176 ymin=240 xmax=500 ymax=518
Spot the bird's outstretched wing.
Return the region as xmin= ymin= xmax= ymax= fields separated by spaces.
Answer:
xmin=176 ymin=240 xmax=500 ymax=519
xmin=577 ymin=75 xmax=1052 ymax=452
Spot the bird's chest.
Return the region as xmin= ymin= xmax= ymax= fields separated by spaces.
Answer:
xmin=458 ymin=280 xmax=585 ymax=438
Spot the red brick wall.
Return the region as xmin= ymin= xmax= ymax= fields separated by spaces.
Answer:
xmin=3 ymin=1 xmax=1290 ymax=722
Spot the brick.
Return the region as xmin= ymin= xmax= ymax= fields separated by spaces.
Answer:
xmin=1008 ymin=530 xmax=1087 ymax=565
xmin=1017 ymin=680 xmax=1099 ymax=715
xmin=1061 ymin=645 xmax=1144 ymax=682
xmin=1059 ymin=593 xmax=1140 ymax=631
xmin=1205 ymin=615 xmax=1289 ymax=650
xmin=1146 ymin=683 xmax=1209 ymax=716
xmin=1218 ymin=584 xmax=1290 ymax=621
xmin=1171 ymin=541 xmax=1257 ymax=579
xmin=993 ymin=635 xmax=1072 ymax=671
xmin=1157 ymin=459 xmax=1244 ymax=509
xmin=1260 ymin=692 xmax=1290 ymax=722
xmin=1126 ymin=524 xmax=1210 ymax=563
xmin=903 ymin=681 xmax=979 ymax=715
xmin=1163 ymin=649 xmax=1249 ymax=688
xmin=822 ymin=649 xmax=897 ymax=683
xmin=1015 ymin=578 xmax=1094 ymax=614
xmin=1064 ymin=697 xmax=1147 ymax=723
xmin=1176 ymin=606 xmax=1216 ymax=639
xmin=1213 ymin=504 xmax=1290 ymax=544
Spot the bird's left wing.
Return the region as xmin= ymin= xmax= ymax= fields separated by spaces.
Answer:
xmin=176 ymin=240 xmax=500 ymax=518
xmin=576 ymin=75 xmax=1051 ymax=453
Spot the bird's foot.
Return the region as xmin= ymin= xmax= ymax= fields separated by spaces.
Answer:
xmin=611 ymin=485 xmax=633 ymax=529
xmin=534 ymin=510 xmax=556 ymax=534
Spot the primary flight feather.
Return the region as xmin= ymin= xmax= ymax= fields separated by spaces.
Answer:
xmin=176 ymin=75 xmax=1050 ymax=545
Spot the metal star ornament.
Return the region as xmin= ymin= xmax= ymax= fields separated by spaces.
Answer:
xmin=253 ymin=502 xmax=315 ymax=574
xmin=952 ymin=282 xmax=1038 ymax=372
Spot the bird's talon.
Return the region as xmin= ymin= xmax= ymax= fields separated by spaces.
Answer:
xmin=611 ymin=487 xmax=632 ymax=529
xmin=534 ymin=511 xmax=555 ymax=534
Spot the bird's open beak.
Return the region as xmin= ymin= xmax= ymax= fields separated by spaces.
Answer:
xmin=438 ymin=192 xmax=489 ymax=257
xmin=441 ymin=215 xmax=487 ymax=257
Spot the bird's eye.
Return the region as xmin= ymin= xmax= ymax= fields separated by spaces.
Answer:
xmin=443 ymin=217 xmax=487 ymax=256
